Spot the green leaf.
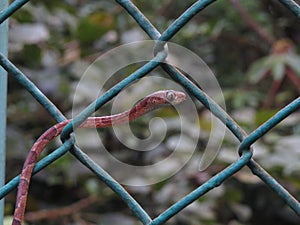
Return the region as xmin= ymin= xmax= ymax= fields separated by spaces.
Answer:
xmin=255 ymin=109 xmax=277 ymax=126
xmin=247 ymin=57 xmax=270 ymax=83
xmin=76 ymin=12 xmax=115 ymax=44
xmin=286 ymin=54 xmax=300 ymax=76
xmin=270 ymin=55 xmax=285 ymax=80
xmin=18 ymin=44 xmax=42 ymax=68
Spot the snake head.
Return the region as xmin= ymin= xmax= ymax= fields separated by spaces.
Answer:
xmin=165 ymin=90 xmax=186 ymax=105
xmin=146 ymin=90 xmax=186 ymax=106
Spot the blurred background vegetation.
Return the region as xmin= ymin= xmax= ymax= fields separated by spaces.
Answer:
xmin=5 ymin=0 xmax=300 ymax=224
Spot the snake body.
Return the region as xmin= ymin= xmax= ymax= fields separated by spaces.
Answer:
xmin=12 ymin=90 xmax=186 ymax=225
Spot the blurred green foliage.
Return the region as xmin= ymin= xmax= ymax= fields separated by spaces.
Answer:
xmin=5 ymin=1 xmax=300 ymax=225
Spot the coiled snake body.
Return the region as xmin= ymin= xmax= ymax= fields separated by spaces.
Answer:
xmin=12 ymin=90 xmax=186 ymax=225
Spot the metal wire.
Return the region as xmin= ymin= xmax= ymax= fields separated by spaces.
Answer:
xmin=0 ymin=0 xmax=8 ymax=222
xmin=0 ymin=0 xmax=299 ymax=224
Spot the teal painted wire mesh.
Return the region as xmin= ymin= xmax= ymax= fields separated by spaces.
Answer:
xmin=0 ymin=0 xmax=300 ymax=224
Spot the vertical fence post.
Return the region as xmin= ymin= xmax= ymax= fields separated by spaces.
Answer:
xmin=0 ymin=0 xmax=8 ymax=222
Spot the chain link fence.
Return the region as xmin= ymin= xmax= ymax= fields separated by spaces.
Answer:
xmin=0 ymin=0 xmax=299 ymax=224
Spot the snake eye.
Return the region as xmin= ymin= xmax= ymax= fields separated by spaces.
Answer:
xmin=166 ymin=91 xmax=175 ymax=102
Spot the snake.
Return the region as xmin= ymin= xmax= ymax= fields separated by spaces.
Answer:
xmin=12 ymin=90 xmax=186 ymax=225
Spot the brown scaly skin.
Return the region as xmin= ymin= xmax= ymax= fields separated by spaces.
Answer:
xmin=12 ymin=90 xmax=186 ymax=225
